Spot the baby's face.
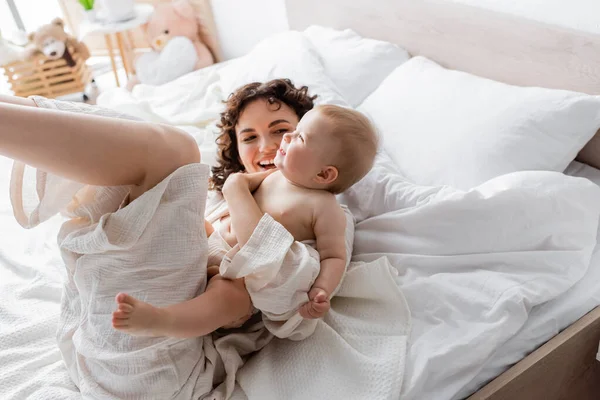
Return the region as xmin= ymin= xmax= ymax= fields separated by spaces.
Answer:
xmin=274 ymin=108 xmax=336 ymax=189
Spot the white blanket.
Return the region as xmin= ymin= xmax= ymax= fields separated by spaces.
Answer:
xmin=338 ymin=152 xmax=600 ymax=399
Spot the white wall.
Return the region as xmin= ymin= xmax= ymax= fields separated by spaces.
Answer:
xmin=211 ymin=0 xmax=600 ymax=61
xmin=0 ymin=2 xmax=18 ymax=36
xmin=211 ymin=0 xmax=289 ymax=60
xmin=5 ymin=0 xmax=63 ymax=33
xmin=448 ymin=0 xmax=600 ymax=35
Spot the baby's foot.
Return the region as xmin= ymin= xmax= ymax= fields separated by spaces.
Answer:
xmin=112 ymin=293 xmax=169 ymax=337
xmin=299 ymin=288 xmax=330 ymax=319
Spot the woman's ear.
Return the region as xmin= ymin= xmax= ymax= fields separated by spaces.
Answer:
xmin=315 ymin=166 xmax=338 ymax=185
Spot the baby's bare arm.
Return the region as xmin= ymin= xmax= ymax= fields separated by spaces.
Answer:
xmin=312 ymin=198 xmax=347 ymax=296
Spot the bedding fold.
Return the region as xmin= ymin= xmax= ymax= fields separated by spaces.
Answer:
xmin=340 ymin=152 xmax=600 ymax=400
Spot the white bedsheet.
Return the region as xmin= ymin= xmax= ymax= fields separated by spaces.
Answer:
xmin=0 ymin=155 xmax=79 ymax=399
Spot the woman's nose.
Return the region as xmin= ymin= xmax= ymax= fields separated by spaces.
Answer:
xmin=260 ymin=139 xmax=278 ymax=152
xmin=282 ymin=132 xmax=292 ymax=143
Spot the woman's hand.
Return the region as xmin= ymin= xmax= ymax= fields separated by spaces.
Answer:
xmin=222 ymin=169 xmax=276 ymax=197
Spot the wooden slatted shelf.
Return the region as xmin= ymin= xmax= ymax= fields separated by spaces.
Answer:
xmin=1 ymin=46 xmax=91 ymax=98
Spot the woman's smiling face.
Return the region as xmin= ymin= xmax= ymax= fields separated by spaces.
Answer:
xmin=235 ymin=99 xmax=300 ymax=173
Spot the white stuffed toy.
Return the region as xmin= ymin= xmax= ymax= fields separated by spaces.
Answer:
xmin=132 ymin=0 xmax=214 ymax=87
xmin=136 ymin=36 xmax=199 ymax=86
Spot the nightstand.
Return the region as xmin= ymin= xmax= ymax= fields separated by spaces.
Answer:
xmin=78 ymin=3 xmax=153 ymax=87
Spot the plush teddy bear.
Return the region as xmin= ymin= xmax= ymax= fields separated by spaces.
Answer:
xmin=27 ymin=18 xmax=90 ymax=67
xmin=25 ymin=18 xmax=96 ymax=102
xmin=132 ymin=0 xmax=215 ymax=87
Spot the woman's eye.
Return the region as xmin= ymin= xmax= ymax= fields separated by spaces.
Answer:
xmin=275 ymin=129 xmax=289 ymax=134
xmin=242 ymin=136 xmax=256 ymax=143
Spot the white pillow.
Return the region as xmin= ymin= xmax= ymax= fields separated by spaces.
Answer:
xmin=303 ymin=25 xmax=410 ymax=107
xmin=218 ymin=31 xmax=348 ymax=107
xmin=359 ymin=56 xmax=600 ymax=189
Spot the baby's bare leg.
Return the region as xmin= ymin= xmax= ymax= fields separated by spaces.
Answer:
xmin=112 ymin=270 xmax=252 ymax=338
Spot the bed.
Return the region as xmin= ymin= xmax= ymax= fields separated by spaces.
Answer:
xmin=2 ymin=0 xmax=600 ymax=399
xmin=283 ymin=0 xmax=600 ymax=398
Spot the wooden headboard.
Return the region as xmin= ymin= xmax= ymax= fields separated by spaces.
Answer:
xmin=284 ymin=0 xmax=600 ymax=168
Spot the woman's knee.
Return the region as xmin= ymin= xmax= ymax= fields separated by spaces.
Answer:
xmin=165 ymin=126 xmax=201 ymax=166
xmin=138 ymin=125 xmax=201 ymax=195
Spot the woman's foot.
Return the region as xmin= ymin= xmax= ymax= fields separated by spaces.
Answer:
xmin=112 ymin=293 xmax=170 ymax=337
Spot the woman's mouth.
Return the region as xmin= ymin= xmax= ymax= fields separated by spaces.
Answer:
xmin=258 ymin=159 xmax=276 ymax=170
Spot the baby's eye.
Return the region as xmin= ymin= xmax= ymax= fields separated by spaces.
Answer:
xmin=164 ymin=30 xmax=170 ymax=35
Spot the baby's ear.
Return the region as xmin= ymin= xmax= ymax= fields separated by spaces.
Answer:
xmin=315 ymin=166 xmax=338 ymax=185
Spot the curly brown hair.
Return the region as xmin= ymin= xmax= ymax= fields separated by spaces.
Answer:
xmin=210 ymin=78 xmax=317 ymax=192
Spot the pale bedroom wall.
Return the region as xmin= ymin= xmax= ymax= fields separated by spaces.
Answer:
xmin=211 ymin=0 xmax=289 ymax=60
xmin=211 ymin=0 xmax=599 ymax=61
xmin=448 ymin=0 xmax=600 ymax=35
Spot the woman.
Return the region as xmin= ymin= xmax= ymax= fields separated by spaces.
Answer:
xmin=0 ymin=78 xmax=330 ymax=398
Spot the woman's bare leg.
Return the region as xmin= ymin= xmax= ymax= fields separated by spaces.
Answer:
xmin=0 ymin=95 xmax=199 ymax=199
xmin=112 ymin=271 xmax=253 ymax=338
xmin=0 ymin=94 xmax=35 ymax=107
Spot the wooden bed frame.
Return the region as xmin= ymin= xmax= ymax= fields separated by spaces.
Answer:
xmin=284 ymin=0 xmax=600 ymax=398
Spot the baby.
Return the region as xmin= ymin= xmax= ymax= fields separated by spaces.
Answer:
xmin=112 ymin=104 xmax=378 ymax=336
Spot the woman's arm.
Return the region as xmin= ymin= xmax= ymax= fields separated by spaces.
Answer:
xmin=0 ymin=95 xmax=199 ymax=200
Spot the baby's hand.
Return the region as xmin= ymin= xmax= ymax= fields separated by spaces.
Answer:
xmin=299 ymin=288 xmax=330 ymax=319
